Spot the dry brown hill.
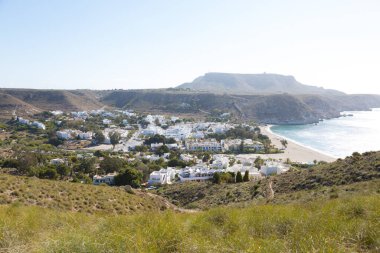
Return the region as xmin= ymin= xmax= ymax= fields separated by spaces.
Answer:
xmin=0 ymin=93 xmax=41 ymax=120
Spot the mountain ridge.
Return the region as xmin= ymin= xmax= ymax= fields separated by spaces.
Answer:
xmin=177 ymin=72 xmax=345 ymax=95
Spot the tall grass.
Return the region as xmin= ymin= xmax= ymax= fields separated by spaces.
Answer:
xmin=0 ymin=195 xmax=379 ymax=252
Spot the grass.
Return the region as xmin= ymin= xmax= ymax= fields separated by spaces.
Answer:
xmin=0 ymin=194 xmax=379 ymax=252
xmin=0 ymin=174 xmax=171 ymax=215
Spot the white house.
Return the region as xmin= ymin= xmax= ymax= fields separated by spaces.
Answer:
xmin=243 ymin=139 xmax=264 ymax=151
xmin=148 ymin=167 xmax=177 ymax=185
xmin=260 ymin=161 xmax=290 ymax=176
xmin=210 ymin=155 xmax=229 ymax=169
xmin=93 ymin=173 xmax=117 ymax=185
xmin=32 ymin=121 xmax=46 ymax=130
xmin=17 ymin=117 xmax=30 ymax=125
xmin=71 ymin=111 xmax=88 ymax=119
xmin=141 ymin=125 xmax=163 ymax=136
xmin=178 ymin=165 xmax=222 ymax=182
xmin=227 ymin=164 xmax=262 ymax=180
xmin=164 ymin=125 xmax=192 ymax=140
xmin=103 ymin=119 xmax=112 ymax=125
xmin=185 ymin=139 xmax=223 ymax=152
xmin=50 ymin=158 xmax=65 ymax=165
xmin=78 ymin=132 xmax=93 ymax=140
xmin=51 ymin=110 xmax=63 ymax=116
xmin=151 ymin=143 xmax=164 ymax=150
xmin=192 ymin=131 xmax=205 ymax=139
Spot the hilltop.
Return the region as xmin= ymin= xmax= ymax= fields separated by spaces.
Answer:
xmin=177 ymin=72 xmax=345 ymax=95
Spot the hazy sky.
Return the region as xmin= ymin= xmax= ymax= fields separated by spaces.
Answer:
xmin=1 ymin=0 xmax=380 ymax=94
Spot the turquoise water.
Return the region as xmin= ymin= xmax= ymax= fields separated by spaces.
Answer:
xmin=270 ymin=108 xmax=380 ymax=158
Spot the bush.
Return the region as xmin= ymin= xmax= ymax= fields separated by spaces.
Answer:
xmin=114 ymin=168 xmax=143 ymax=188
xmin=236 ymin=171 xmax=243 ymax=183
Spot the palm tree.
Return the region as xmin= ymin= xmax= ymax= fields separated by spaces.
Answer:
xmin=280 ymin=139 xmax=288 ymax=149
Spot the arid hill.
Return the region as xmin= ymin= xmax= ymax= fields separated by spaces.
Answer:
xmin=177 ymin=72 xmax=345 ymax=95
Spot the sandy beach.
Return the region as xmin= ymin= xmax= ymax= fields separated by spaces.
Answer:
xmin=244 ymin=125 xmax=337 ymax=163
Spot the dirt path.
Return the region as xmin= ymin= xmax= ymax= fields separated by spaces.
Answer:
xmin=144 ymin=191 xmax=199 ymax=213
xmin=268 ymin=179 xmax=274 ymax=200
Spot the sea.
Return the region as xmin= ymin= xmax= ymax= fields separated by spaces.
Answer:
xmin=270 ymin=108 xmax=380 ymax=158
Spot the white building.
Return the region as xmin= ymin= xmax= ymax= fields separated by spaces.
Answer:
xmin=227 ymin=164 xmax=262 ymax=180
xmin=93 ymin=173 xmax=117 ymax=185
xmin=17 ymin=117 xmax=30 ymax=125
xmin=141 ymin=126 xmax=163 ymax=136
xmin=148 ymin=167 xmax=177 ymax=185
xmin=50 ymin=158 xmax=65 ymax=165
xmin=223 ymin=139 xmax=264 ymax=152
xmin=164 ymin=125 xmax=192 ymax=140
xmin=32 ymin=121 xmax=46 ymax=130
xmin=151 ymin=143 xmax=164 ymax=150
xmin=78 ymin=132 xmax=93 ymax=140
xmin=192 ymin=131 xmax=205 ymax=139
xmin=210 ymin=155 xmax=229 ymax=169
xmin=260 ymin=161 xmax=290 ymax=176
xmin=243 ymin=139 xmax=264 ymax=151
xmin=186 ymin=139 xmax=223 ymax=152
xmin=178 ymin=165 xmax=222 ymax=182
xmin=71 ymin=111 xmax=88 ymax=119
xmin=103 ymin=119 xmax=112 ymax=125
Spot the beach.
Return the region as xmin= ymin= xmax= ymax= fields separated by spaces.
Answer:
xmin=249 ymin=125 xmax=337 ymax=163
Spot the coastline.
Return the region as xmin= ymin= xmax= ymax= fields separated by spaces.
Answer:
xmin=258 ymin=125 xmax=336 ymax=163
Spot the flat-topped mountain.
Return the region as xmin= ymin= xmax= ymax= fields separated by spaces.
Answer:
xmin=177 ymin=72 xmax=345 ymax=95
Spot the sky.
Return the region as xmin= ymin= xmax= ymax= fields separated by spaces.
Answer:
xmin=0 ymin=0 xmax=380 ymax=94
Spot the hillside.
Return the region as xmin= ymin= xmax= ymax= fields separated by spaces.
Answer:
xmin=158 ymin=151 xmax=380 ymax=209
xmin=0 ymin=174 xmax=173 ymax=214
xmin=1 ymin=87 xmax=380 ymax=124
xmin=0 ymin=89 xmax=105 ymax=118
xmin=101 ymin=89 xmax=380 ymax=124
xmin=178 ymin=72 xmax=345 ymax=95
xmin=0 ymin=93 xmax=41 ymax=120
xmin=0 ymin=194 xmax=378 ymax=252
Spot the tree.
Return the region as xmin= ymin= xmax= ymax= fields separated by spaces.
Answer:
xmin=109 ymin=131 xmax=121 ymax=149
xmin=114 ymin=168 xmax=143 ymax=188
xmin=39 ymin=166 xmax=58 ymax=180
xmin=94 ymin=130 xmax=105 ymax=144
xmin=243 ymin=170 xmax=249 ymax=182
xmin=213 ymin=172 xmax=221 ymax=184
xmin=99 ymin=156 xmax=125 ymax=174
xmin=280 ymin=139 xmax=288 ymax=149
xmin=18 ymin=152 xmax=39 ymax=174
xmin=254 ymin=156 xmax=264 ymax=168
xmin=56 ymin=164 xmax=70 ymax=178
xmin=239 ymin=140 xmax=245 ymax=153
xmin=236 ymin=171 xmax=243 ymax=183
xmin=155 ymin=145 xmax=169 ymax=156
xmin=48 ymin=130 xmax=63 ymax=146
xmin=78 ymin=158 xmax=96 ymax=174
xmin=202 ymin=153 xmax=211 ymax=163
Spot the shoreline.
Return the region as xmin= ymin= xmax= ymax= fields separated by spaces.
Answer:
xmin=259 ymin=125 xmax=336 ymax=163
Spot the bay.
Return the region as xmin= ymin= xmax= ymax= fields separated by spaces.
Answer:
xmin=270 ymin=108 xmax=380 ymax=158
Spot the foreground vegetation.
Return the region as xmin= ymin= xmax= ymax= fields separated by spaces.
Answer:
xmin=0 ymin=174 xmax=171 ymax=214
xmin=0 ymin=194 xmax=379 ymax=252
